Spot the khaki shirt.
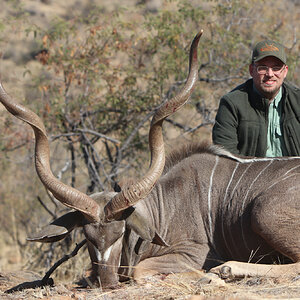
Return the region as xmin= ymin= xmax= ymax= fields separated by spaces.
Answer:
xmin=265 ymin=87 xmax=287 ymax=157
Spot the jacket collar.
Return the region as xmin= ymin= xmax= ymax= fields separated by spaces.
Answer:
xmin=245 ymin=79 xmax=287 ymax=111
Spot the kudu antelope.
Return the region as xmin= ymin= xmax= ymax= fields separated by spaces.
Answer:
xmin=1 ymin=31 xmax=300 ymax=288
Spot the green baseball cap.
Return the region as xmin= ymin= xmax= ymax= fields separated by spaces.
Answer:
xmin=252 ymin=40 xmax=286 ymax=64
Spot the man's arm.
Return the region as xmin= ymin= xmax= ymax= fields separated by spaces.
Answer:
xmin=212 ymin=97 xmax=240 ymax=154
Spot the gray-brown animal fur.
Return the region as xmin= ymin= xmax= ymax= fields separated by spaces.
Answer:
xmin=1 ymin=31 xmax=300 ymax=288
xmin=29 ymin=142 xmax=300 ymax=286
xmin=29 ymin=143 xmax=300 ymax=287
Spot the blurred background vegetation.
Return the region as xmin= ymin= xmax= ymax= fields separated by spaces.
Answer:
xmin=0 ymin=0 xmax=299 ymax=283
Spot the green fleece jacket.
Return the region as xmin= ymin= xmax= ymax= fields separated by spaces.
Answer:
xmin=212 ymin=79 xmax=300 ymax=157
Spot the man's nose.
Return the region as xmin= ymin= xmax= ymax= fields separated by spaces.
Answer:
xmin=265 ymin=67 xmax=274 ymax=76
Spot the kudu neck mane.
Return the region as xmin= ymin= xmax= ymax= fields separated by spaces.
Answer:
xmin=163 ymin=141 xmax=210 ymax=173
xmin=163 ymin=141 xmax=300 ymax=174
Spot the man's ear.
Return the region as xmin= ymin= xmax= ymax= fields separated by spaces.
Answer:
xmin=27 ymin=211 xmax=84 ymax=243
xmin=283 ymin=65 xmax=288 ymax=79
xmin=249 ymin=63 xmax=254 ymax=77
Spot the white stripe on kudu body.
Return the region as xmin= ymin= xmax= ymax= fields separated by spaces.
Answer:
xmin=225 ymin=162 xmax=252 ymax=256
xmin=263 ymin=163 xmax=300 ymax=193
xmin=240 ymin=160 xmax=274 ymax=252
xmin=215 ymin=148 xmax=300 ymax=259
xmin=207 ymin=156 xmax=219 ymax=242
xmin=221 ymin=161 xmax=239 ymax=258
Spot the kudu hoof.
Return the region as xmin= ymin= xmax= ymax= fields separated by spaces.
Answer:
xmin=219 ymin=265 xmax=233 ymax=280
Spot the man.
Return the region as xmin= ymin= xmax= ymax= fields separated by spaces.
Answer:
xmin=212 ymin=40 xmax=300 ymax=157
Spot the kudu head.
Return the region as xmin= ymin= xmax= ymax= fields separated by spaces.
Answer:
xmin=0 ymin=30 xmax=202 ymax=288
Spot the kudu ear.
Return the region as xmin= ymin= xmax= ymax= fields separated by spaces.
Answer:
xmin=27 ymin=211 xmax=84 ymax=243
xmin=124 ymin=207 xmax=169 ymax=248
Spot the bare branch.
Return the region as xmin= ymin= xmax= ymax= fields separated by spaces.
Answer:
xmin=165 ymin=118 xmax=191 ymax=131
xmin=41 ymin=239 xmax=87 ymax=285
xmin=5 ymin=240 xmax=87 ymax=293
xmin=45 ymin=189 xmax=59 ymax=209
xmin=185 ymin=121 xmax=215 ymax=134
xmin=165 ymin=118 xmax=214 ymax=134
xmin=36 ymin=196 xmax=56 ymax=218
xmin=50 ymin=132 xmax=79 ymax=142
xmin=113 ymin=110 xmax=154 ymax=175
xmin=82 ymin=143 xmax=104 ymax=192
xmin=76 ymin=128 xmax=120 ymax=144
xmin=50 ymin=130 xmax=120 ymax=144
xmin=56 ymin=161 xmax=70 ymax=181
xmin=68 ymin=140 xmax=76 ymax=187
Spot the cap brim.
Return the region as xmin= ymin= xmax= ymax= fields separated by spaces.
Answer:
xmin=253 ymin=53 xmax=286 ymax=64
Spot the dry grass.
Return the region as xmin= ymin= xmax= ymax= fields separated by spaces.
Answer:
xmin=1 ymin=269 xmax=300 ymax=299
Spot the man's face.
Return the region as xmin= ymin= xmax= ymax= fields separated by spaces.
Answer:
xmin=249 ymin=56 xmax=288 ymax=100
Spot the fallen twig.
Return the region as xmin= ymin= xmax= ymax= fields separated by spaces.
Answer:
xmin=41 ymin=239 xmax=87 ymax=285
xmin=5 ymin=239 xmax=87 ymax=293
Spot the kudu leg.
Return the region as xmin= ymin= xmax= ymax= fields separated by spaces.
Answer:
xmin=210 ymin=261 xmax=300 ymax=280
xmin=133 ymin=243 xmax=210 ymax=282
